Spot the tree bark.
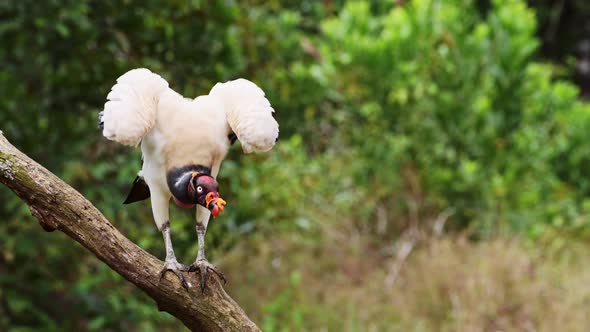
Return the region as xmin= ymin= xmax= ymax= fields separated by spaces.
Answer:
xmin=0 ymin=132 xmax=260 ymax=332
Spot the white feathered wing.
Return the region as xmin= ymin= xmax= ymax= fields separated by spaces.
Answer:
xmin=101 ymin=68 xmax=169 ymax=146
xmin=209 ymin=79 xmax=279 ymax=153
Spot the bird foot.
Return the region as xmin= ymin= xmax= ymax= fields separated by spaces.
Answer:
xmin=188 ymin=259 xmax=227 ymax=292
xmin=159 ymin=259 xmax=191 ymax=290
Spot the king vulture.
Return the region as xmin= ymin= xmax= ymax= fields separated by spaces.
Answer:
xmin=98 ymin=68 xmax=279 ymax=291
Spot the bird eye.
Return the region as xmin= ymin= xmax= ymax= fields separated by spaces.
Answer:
xmin=196 ymin=186 xmax=204 ymax=193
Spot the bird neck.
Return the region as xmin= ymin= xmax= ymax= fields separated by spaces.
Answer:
xmin=166 ymin=164 xmax=212 ymax=206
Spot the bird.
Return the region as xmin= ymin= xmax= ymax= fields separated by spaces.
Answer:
xmin=98 ymin=68 xmax=279 ymax=291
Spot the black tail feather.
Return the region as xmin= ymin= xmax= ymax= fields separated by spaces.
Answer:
xmin=123 ymin=176 xmax=151 ymax=204
xmin=98 ymin=111 xmax=104 ymax=130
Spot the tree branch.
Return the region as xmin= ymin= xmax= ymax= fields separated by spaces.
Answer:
xmin=0 ymin=132 xmax=260 ymax=332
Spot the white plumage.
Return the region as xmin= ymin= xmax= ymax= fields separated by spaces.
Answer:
xmin=102 ymin=69 xmax=169 ymax=146
xmin=102 ymin=68 xmax=278 ymax=152
xmin=209 ymin=79 xmax=279 ymax=153
xmin=99 ymin=68 xmax=279 ymax=290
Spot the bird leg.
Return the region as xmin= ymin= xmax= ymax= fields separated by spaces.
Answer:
xmin=188 ymin=222 xmax=226 ymax=292
xmin=159 ymin=221 xmax=190 ymax=289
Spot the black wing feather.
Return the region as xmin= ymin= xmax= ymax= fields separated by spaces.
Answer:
xmin=98 ymin=111 xmax=105 ymax=130
xmin=123 ymin=176 xmax=151 ymax=204
xmin=228 ymin=132 xmax=237 ymax=145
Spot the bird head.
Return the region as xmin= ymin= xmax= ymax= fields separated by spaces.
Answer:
xmin=188 ymin=172 xmax=227 ymax=218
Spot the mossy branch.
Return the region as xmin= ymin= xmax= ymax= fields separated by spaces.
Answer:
xmin=0 ymin=132 xmax=260 ymax=332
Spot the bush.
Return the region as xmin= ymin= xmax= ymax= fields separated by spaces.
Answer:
xmin=299 ymin=0 xmax=590 ymax=237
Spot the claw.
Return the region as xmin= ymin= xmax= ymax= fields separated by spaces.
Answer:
xmin=218 ymin=271 xmax=227 ymax=285
xmin=159 ymin=260 xmax=191 ymax=290
xmin=201 ymin=267 xmax=208 ymax=293
xmin=188 ymin=259 xmax=227 ymax=293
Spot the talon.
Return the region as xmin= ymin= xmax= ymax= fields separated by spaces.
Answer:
xmin=159 ymin=260 xmax=190 ymax=290
xmin=215 ymin=269 xmax=227 ymax=285
xmin=187 ymin=259 xmax=227 ymax=292
xmin=201 ymin=267 xmax=208 ymax=293
xmin=175 ymin=272 xmax=189 ymax=290
xmin=180 ymin=275 xmax=190 ymax=290
xmin=221 ymin=273 xmax=227 ymax=285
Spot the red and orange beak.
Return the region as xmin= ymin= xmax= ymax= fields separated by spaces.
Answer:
xmin=205 ymin=192 xmax=227 ymax=218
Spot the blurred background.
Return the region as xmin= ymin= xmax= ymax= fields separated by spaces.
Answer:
xmin=2 ymin=0 xmax=590 ymax=331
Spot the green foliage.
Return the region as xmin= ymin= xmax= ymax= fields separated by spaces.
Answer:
xmin=301 ymin=0 xmax=590 ymax=236
xmin=259 ymin=271 xmax=307 ymax=332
